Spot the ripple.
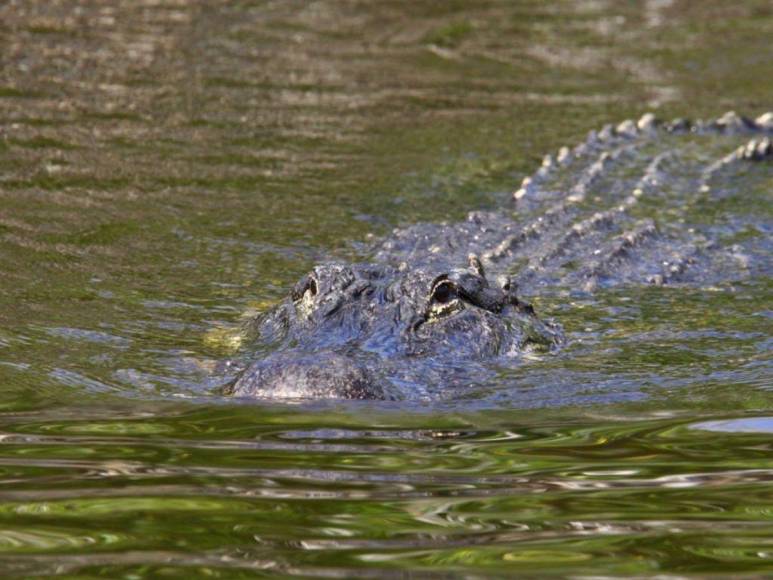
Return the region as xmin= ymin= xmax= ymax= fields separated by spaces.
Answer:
xmin=42 ymin=326 xmax=131 ymax=347
xmin=691 ymin=417 xmax=773 ymax=433
xmin=503 ymin=549 xmax=592 ymax=563
xmin=0 ymin=528 xmax=128 ymax=551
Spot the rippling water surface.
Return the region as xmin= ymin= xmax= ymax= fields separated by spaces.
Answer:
xmin=0 ymin=0 xmax=771 ymax=576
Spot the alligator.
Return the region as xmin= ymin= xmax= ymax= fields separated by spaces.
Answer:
xmin=224 ymin=111 xmax=772 ymax=401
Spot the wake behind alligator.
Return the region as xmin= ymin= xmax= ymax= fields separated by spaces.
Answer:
xmin=225 ymin=112 xmax=772 ymax=401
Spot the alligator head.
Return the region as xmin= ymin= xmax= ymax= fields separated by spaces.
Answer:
xmin=226 ymin=255 xmax=562 ymax=400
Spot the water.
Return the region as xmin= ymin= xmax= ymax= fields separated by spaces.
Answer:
xmin=0 ymin=0 xmax=771 ymax=576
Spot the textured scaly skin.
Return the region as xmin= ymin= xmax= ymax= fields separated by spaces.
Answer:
xmin=227 ymin=111 xmax=772 ymax=400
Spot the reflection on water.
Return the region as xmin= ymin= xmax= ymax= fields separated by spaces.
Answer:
xmin=0 ymin=0 xmax=772 ymax=576
xmin=0 ymin=408 xmax=771 ymax=576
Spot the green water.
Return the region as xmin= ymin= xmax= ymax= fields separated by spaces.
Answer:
xmin=0 ymin=0 xmax=772 ymax=576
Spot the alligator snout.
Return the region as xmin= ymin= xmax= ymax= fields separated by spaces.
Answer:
xmin=227 ymin=352 xmax=389 ymax=400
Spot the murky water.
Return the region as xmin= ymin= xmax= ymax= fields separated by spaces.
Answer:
xmin=0 ymin=0 xmax=771 ymax=576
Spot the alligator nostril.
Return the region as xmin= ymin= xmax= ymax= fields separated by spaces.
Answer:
xmin=408 ymin=314 xmax=426 ymax=332
xmin=321 ymin=297 xmax=342 ymax=318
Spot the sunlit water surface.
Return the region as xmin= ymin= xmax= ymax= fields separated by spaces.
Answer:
xmin=0 ymin=1 xmax=771 ymax=576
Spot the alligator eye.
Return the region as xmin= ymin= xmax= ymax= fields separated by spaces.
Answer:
xmin=426 ymin=278 xmax=463 ymax=321
xmin=432 ymin=280 xmax=456 ymax=304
